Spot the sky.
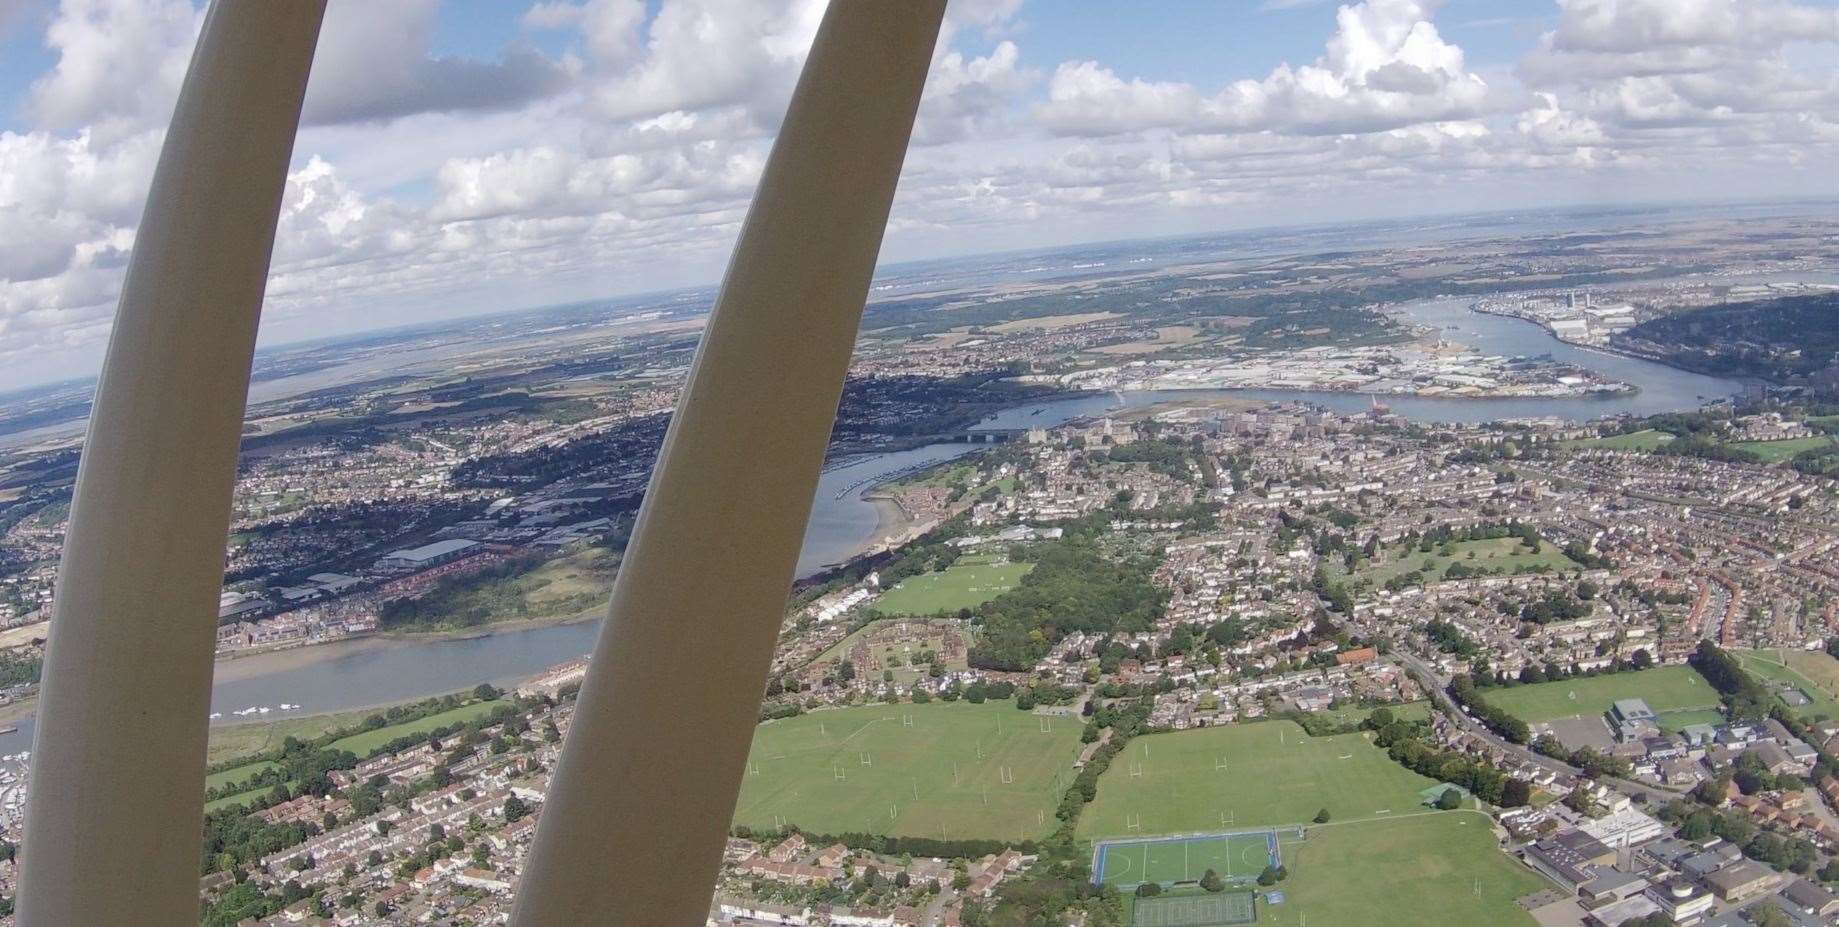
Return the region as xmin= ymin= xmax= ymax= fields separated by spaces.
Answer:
xmin=0 ymin=0 xmax=1837 ymax=390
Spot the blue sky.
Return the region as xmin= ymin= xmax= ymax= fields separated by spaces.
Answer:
xmin=1 ymin=0 xmax=1837 ymax=389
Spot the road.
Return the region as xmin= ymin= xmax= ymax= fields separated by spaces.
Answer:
xmin=1389 ymin=651 xmax=1685 ymax=806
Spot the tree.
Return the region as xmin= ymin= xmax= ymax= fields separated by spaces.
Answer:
xmin=503 ymin=795 xmax=531 ymax=823
xmin=1134 ymin=882 xmax=1163 ymax=897
xmin=1436 ymin=788 xmax=1463 ymax=810
xmin=1501 ymin=778 xmax=1532 ymax=808
xmin=1199 ymin=869 xmax=1224 ymax=893
xmin=1313 ymin=808 xmax=1331 ymax=824
xmin=1630 ymin=649 xmax=1654 ymax=670
xmin=1751 ymin=903 xmax=1793 ymax=927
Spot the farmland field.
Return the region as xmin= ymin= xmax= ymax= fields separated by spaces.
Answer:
xmin=1484 ymin=665 xmax=1717 ymax=724
xmin=1076 ymin=721 xmax=1437 ymax=839
xmin=734 ymin=701 xmax=1083 ymax=841
xmin=871 ymin=555 xmax=1033 ymax=616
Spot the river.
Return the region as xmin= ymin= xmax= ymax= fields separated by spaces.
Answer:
xmin=0 ymin=298 xmax=1746 ymax=758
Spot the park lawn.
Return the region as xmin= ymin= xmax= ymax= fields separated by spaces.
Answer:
xmin=734 ymin=701 xmax=1083 ymax=842
xmin=204 ymin=760 xmax=279 ymax=793
xmin=892 ymin=461 xmax=978 ymax=490
xmin=207 ymin=705 xmax=391 ymax=765
xmin=1253 ymin=813 xmax=1543 ymax=927
xmin=1076 ymin=721 xmax=1437 ymax=840
xmin=871 ymin=559 xmax=1034 ymax=616
xmin=1565 ymin=429 xmax=1676 ymax=451
xmin=1737 ymin=650 xmax=1839 ymax=721
xmin=1730 ymin=436 xmax=1836 ymax=463
xmin=1337 ymin=537 xmax=1581 ymax=587
xmin=205 ymin=785 xmax=281 ymax=814
xmin=326 ymin=700 xmax=506 ymax=759
xmin=516 ymin=546 xmax=620 ymax=613
xmin=385 ymin=545 xmax=618 ymax=630
xmin=1484 ymin=665 xmax=1718 ymax=724
xmin=1308 ymin=701 xmax=1431 ymax=729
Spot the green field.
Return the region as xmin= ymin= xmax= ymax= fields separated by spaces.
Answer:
xmin=1077 ymin=722 xmax=1437 ymax=839
xmin=1307 ymin=701 xmax=1431 ymax=729
xmin=381 ymin=545 xmax=617 ymax=630
xmin=205 ymin=760 xmax=278 ymax=793
xmin=1483 ymin=665 xmax=1717 ymax=724
xmin=1335 ymin=537 xmax=1582 ymax=587
xmin=872 ymin=556 xmax=1034 ymax=616
xmin=326 ymin=700 xmax=506 ymax=758
xmin=1097 ymin=832 xmax=1279 ymax=888
xmin=205 ymin=785 xmax=279 ymax=814
xmin=1731 ymin=436 xmax=1836 ymax=462
xmin=1253 ymin=814 xmax=1544 ymax=927
xmin=1738 ymin=650 xmax=1839 ymax=720
xmin=734 ymin=701 xmax=1083 ymax=841
xmin=1657 ymin=708 xmax=1727 ymax=733
xmin=1565 ymin=429 xmax=1676 ymax=451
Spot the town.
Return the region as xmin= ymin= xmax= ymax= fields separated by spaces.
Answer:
xmin=0 ymin=390 xmax=1831 ymax=925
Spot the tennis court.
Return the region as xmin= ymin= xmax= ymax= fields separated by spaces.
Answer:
xmin=1094 ymin=829 xmax=1282 ymax=889
xmin=1132 ymin=891 xmax=1257 ymax=926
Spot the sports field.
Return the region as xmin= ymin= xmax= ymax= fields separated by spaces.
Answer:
xmin=1738 ymin=649 xmax=1839 ymax=719
xmin=1095 ymin=830 xmax=1282 ymax=888
xmin=734 ymin=701 xmax=1083 ymax=841
xmin=872 ymin=555 xmax=1033 ymax=616
xmin=1253 ymin=813 xmax=1543 ymax=927
xmin=1076 ymin=721 xmax=1437 ymax=839
xmin=1483 ymin=665 xmax=1717 ymax=724
xmin=1731 ymin=436 xmax=1835 ymax=462
xmin=1131 ymin=891 xmax=1256 ymax=927
xmin=1563 ymin=429 xmax=1675 ymax=451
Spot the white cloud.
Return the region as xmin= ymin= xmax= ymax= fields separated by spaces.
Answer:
xmin=1039 ymin=0 xmax=1494 ymax=137
xmin=302 ymin=0 xmax=574 ymax=126
xmin=1519 ymin=0 xmax=1839 ymax=137
xmin=27 ymin=0 xmax=199 ymax=142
